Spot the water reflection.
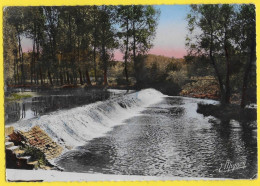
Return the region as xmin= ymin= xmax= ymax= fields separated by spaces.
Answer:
xmin=5 ymin=90 xmax=113 ymax=124
xmin=56 ymin=97 xmax=257 ymax=179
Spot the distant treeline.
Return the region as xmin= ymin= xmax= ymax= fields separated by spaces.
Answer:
xmin=3 ymin=5 xmax=256 ymax=108
xmin=4 ymin=6 xmax=160 ymax=86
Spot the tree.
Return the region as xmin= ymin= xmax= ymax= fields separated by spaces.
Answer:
xmin=90 ymin=6 xmax=101 ymax=83
xmin=74 ymin=6 xmax=93 ymax=85
xmin=42 ymin=7 xmax=60 ymax=85
xmin=219 ymin=5 xmax=236 ymax=104
xmin=186 ymin=5 xmax=236 ymax=104
xmin=3 ymin=8 xmax=17 ymax=85
xmin=3 ymin=5 xmax=160 ymax=88
xmin=117 ymin=6 xmax=132 ymax=83
xmin=235 ymin=5 xmax=256 ymax=108
xmin=23 ymin=7 xmax=45 ymax=85
xmin=5 ymin=7 xmax=26 ymax=85
xmin=117 ymin=5 xmax=159 ymax=85
xmin=99 ymin=6 xmax=118 ymax=85
xmin=130 ymin=5 xmax=160 ymax=84
xmin=187 ymin=4 xmax=256 ymax=106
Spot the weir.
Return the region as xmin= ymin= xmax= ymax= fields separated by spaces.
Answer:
xmin=6 ymin=89 xmax=165 ymax=160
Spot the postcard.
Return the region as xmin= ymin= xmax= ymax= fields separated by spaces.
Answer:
xmin=2 ymin=1 xmax=258 ymax=184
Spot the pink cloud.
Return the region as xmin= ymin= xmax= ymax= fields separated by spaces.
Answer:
xmin=149 ymin=47 xmax=187 ymax=58
xmin=113 ymin=50 xmax=124 ymax=61
xmin=113 ymin=47 xmax=187 ymax=61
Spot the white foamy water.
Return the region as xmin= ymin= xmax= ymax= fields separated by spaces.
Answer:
xmin=10 ymin=89 xmax=165 ymax=151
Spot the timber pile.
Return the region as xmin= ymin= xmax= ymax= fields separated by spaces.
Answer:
xmin=19 ymin=126 xmax=63 ymax=160
xmin=5 ymin=126 xmax=63 ymax=169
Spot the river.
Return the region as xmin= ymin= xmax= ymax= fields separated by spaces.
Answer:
xmin=55 ymin=95 xmax=257 ymax=179
xmin=5 ymin=88 xmax=132 ymax=125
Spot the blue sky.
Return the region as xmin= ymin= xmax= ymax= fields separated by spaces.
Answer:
xmin=156 ymin=5 xmax=189 ymax=24
xmin=149 ymin=5 xmax=190 ymax=58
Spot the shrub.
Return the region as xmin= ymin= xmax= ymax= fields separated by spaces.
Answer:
xmin=23 ymin=145 xmax=51 ymax=167
xmin=166 ymin=69 xmax=188 ymax=86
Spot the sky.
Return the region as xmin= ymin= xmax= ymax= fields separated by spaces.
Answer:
xmin=149 ymin=5 xmax=189 ymax=58
xmin=114 ymin=5 xmax=189 ymax=60
xmin=22 ymin=5 xmax=190 ymax=60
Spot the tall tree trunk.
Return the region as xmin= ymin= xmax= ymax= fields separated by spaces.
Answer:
xmin=241 ymin=41 xmax=255 ymax=108
xmin=93 ymin=11 xmax=97 ymax=82
xmin=18 ymin=35 xmax=24 ymax=85
xmin=93 ymin=44 xmax=97 ymax=83
xmin=124 ymin=16 xmax=129 ymax=84
xmin=101 ymin=10 xmax=108 ymax=86
xmin=103 ymin=70 xmax=108 ymax=86
xmin=79 ymin=69 xmax=83 ymax=85
xmin=209 ymin=53 xmax=225 ymax=103
xmin=224 ymin=45 xmax=231 ymax=104
xmin=85 ymin=69 xmax=91 ymax=86
xmin=13 ymin=54 xmax=16 ymax=85
xmin=36 ymin=29 xmax=39 ymax=84
xmin=30 ymin=57 xmax=33 ymax=84
xmin=17 ymin=60 xmax=19 ymax=84
xmin=209 ymin=31 xmax=225 ymax=103
xmin=70 ymin=75 xmax=73 ymax=85
xmin=73 ymin=41 xmax=77 ymax=85
xmin=77 ymin=36 xmax=82 ymax=85
xmin=83 ymin=74 xmax=86 ymax=84
xmin=48 ymin=70 xmax=53 ymax=85
xmin=60 ymin=73 xmax=63 ymax=85
xmin=68 ymin=12 xmax=75 ymax=85
xmin=31 ymin=39 xmax=36 ymax=84
xmin=39 ymin=67 xmax=43 ymax=85
xmin=36 ymin=71 xmax=39 ymax=85
xmin=209 ymin=47 xmax=225 ymax=103
xmin=63 ymin=71 xmax=66 ymax=84
xmin=35 ymin=26 xmax=40 ymax=85
xmin=66 ymin=72 xmax=70 ymax=84
xmin=133 ymin=21 xmax=137 ymax=75
xmin=102 ymin=44 xmax=108 ymax=86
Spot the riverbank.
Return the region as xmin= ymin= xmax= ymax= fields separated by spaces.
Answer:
xmin=6 ymin=83 xmax=137 ymax=92
xmin=5 ymin=82 xmax=248 ymax=104
xmin=5 ymin=93 xmax=33 ymax=102
xmin=5 ymin=84 xmax=137 ymax=102
xmin=197 ymin=103 xmax=257 ymax=129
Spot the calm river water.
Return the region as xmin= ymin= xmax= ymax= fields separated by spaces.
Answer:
xmin=5 ymin=88 xmax=123 ymax=125
xmin=56 ymin=96 xmax=257 ymax=179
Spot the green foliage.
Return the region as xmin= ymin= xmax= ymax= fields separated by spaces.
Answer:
xmin=185 ymin=55 xmax=214 ymax=77
xmin=3 ymin=9 xmax=17 ymax=84
xmin=3 ymin=5 xmax=159 ymax=86
xmin=166 ymin=62 xmax=179 ymax=72
xmin=116 ymin=5 xmax=160 ymax=84
xmin=5 ymin=93 xmax=32 ymax=102
xmin=186 ymin=4 xmax=256 ymax=105
xmin=166 ymin=69 xmax=188 ymax=86
xmin=23 ymin=145 xmax=50 ymax=167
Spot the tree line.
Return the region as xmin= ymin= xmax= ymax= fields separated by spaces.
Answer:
xmin=4 ymin=6 xmax=160 ymax=86
xmin=186 ymin=4 xmax=256 ymax=108
xmin=4 ymin=5 xmax=256 ymax=107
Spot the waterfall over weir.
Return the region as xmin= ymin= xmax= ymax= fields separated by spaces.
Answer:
xmin=11 ymin=89 xmax=165 ymax=151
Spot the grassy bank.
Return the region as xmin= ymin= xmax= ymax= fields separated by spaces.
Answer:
xmin=5 ymin=93 xmax=32 ymax=102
